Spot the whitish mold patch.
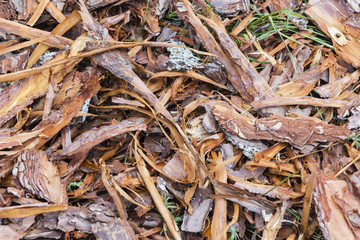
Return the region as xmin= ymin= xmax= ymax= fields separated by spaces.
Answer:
xmin=165 ymin=39 xmax=202 ymax=71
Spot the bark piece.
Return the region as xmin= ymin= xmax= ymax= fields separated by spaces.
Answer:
xmin=0 ymin=130 xmax=41 ymax=151
xmin=135 ymin=147 xmax=182 ymax=240
xmin=54 ymin=117 xmax=146 ymax=178
xmin=212 ymin=104 xmax=351 ymax=149
xmin=0 ymin=50 xmax=29 ymax=74
xmin=229 ymin=175 xmax=303 ymax=200
xmin=100 ymin=11 xmax=130 ymax=28
xmin=0 ymin=2 xmax=16 ymax=20
xmin=211 ymin=152 xmax=227 ymax=240
xmin=270 ymin=0 xmax=300 ymax=11
xmin=12 ymin=149 xmax=67 ymax=204
xmin=0 ymin=18 xmax=72 ymax=49
xmin=337 ymin=94 xmax=360 ymax=130
xmin=9 ymin=0 xmax=33 ymax=20
xmin=0 ymin=225 xmax=24 ymax=240
xmin=186 ymin=114 xmax=213 ymax=142
xmin=92 ymin=219 xmax=134 ymax=240
xmin=223 ymin=131 xmax=267 ymax=160
xmin=0 ymin=50 xmax=83 ymax=127
xmin=80 ymin=0 xmax=201 ymax=181
xmin=155 ymin=0 xmax=169 ymax=17
xmin=133 ymin=1 xmax=160 ymax=36
xmin=39 ymin=204 xmax=136 ymax=240
xmin=209 ymin=0 xmax=250 ymax=16
xmin=57 ymin=207 xmax=92 ymax=233
xmin=24 ymin=230 xmax=62 ymax=239
xmin=55 ymin=118 xmax=146 ymax=158
xmin=275 ymin=64 xmax=326 ymax=97
xmin=315 ymin=69 xmax=360 ymax=98
xmin=313 ymin=173 xmax=360 ymax=239
xmin=144 ymin=133 xmax=171 ymax=157
xmin=181 ymin=188 xmax=212 ymax=233
xmin=230 ymin=164 xmax=267 ymax=180
xmin=162 ymin=154 xmax=185 ymax=181
xmin=86 ymin=0 xmax=120 ymax=8
xmin=211 ymin=180 xmax=277 ymax=214
xmin=203 ymin=110 xmax=218 ymax=133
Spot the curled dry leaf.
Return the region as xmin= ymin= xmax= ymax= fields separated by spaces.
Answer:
xmin=12 ymin=149 xmax=67 ymax=205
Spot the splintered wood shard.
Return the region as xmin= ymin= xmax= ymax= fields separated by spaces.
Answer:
xmin=305 ymin=0 xmax=360 ymax=67
xmin=0 ymin=67 xmax=101 ymax=157
xmin=0 ymin=17 xmax=73 ymax=49
xmin=313 ymin=173 xmax=360 ymax=239
xmin=211 ymin=180 xmax=277 ymax=214
xmin=212 ymin=104 xmax=351 ymax=149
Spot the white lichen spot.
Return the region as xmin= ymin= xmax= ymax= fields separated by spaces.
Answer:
xmin=315 ymin=125 xmax=324 ymax=134
xmin=165 ymin=39 xmax=202 ymax=71
xmin=262 ymin=210 xmax=273 ymax=222
xmin=39 ymin=51 xmax=58 ymax=64
xmin=234 ymin=127 xmax=246 ymax=139
xmin=257 ymin=123 xmax=267 ymax=131
xmin=224 ymin=131 xmax=267 ymax=160
xmin=248 ymin=119 xmax=256 ymax=125
xmin=81 ymin=98 xmax=91 ymax=122
xmin=270 ymin=122 xmax=282 ymax=130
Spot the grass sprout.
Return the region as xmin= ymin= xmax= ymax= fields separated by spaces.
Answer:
xmin=262 ymin=171 xmax=299 ymax=197
xmin=228 ymin=226 xmax=240 ymax=240
xmin=233 ymin=8 xmax=332 ymax=50
xmin=286 ymin=208 xmax=324 ymax=240
xmin=159 ymin=194 xmax=184 ymax=235
xmin=67 ymin=180 xmax=83 ymax=191
xmin=347 ymin=134 xmax=360 ymax=149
